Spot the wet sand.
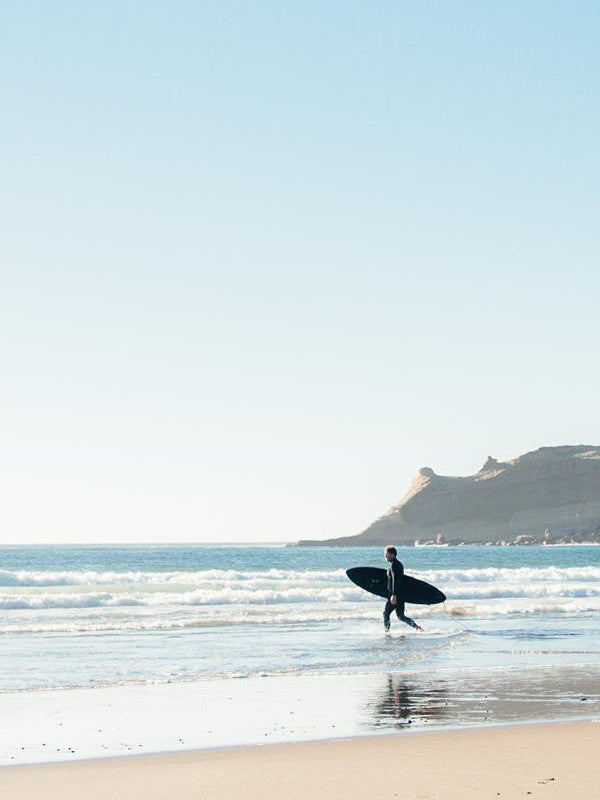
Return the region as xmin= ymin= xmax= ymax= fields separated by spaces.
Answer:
xmin=2 ymin=665 xmax=599 ymax=766
xmin=2 ymin=720 xmax=598 ymax=800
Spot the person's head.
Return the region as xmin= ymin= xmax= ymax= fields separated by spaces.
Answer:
xmin=384 ymin=546 xmax=397 ymax=562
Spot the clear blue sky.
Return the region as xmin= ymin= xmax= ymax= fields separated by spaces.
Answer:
xmin=1 ymin=1 xmax=599 ymax=543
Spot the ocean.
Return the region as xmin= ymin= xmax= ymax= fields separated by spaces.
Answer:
xmin=2 ymin=543 xmax=600 ymax=692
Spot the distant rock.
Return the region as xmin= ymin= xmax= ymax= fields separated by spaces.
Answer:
xmin=297 ymin=445 xmax=600 ymax=546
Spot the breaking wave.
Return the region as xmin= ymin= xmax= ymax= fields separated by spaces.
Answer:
xmin=3 ymin=565 xmax=600 ymax=588
xmin=2 ymin=564 xmax=600 ymax=635
xmin=0 ymin=568 xmax=347 ymax=588
xmin=0 ymin=586 xmax=365 ymax=610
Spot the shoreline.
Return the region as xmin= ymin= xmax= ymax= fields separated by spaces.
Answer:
xmin=3 ymin=713 xmax=600 ymax=770
xmin=2 ymin=719 xmax=599 ymax=799
xmin=295 ymin=540 xmax=600 ymax=547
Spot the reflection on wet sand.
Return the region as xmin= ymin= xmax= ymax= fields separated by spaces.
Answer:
xmin=370 ymin=676 xmax=450 ymax=729
xmin=366 ymin=666 xmax=600 ymax=732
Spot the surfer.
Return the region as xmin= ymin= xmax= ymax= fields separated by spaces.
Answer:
xmin=384 ymin=546 xmax=423 ymax=632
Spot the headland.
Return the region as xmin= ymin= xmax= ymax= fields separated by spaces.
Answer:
xmin=298 ymin=445 xmax=600 ymax=546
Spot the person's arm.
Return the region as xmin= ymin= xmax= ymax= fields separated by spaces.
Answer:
xmin=391 ymin=560 xmax=404 ymax=603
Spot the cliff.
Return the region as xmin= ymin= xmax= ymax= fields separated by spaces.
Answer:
xmin=298 ymin=445 xmax=600 ymax=546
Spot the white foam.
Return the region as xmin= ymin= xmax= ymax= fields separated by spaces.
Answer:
xmin=0 ymin=568 xmax=348 ymax=588
xmin=2 ymin=565 xmax=600 ymax=636
xmin=446 ymin=583 xmax=600 ymax=599
xmin=448 ymin=598 xmax=600 ymax=616
xmin=0 ymin=585 xmax=369 ymax=610
xmin=418 ymin=566 xmax=600 ymax=583
xmin=2 ymin=564 xmax=600 ymax=589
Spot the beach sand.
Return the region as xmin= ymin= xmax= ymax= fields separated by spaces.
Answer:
xmin=2 ymin=720 xmax=598 ymax=800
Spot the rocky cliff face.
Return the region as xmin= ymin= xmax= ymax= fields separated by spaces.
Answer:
xmin=299 ymin=445 xmax=600 ymax=546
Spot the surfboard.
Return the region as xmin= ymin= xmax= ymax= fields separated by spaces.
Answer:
xmin=346 ymin=566 xmax=446 ymax=605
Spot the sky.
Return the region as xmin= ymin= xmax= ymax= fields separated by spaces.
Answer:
xmin=1 ymin=1 xmax=599 ymax=543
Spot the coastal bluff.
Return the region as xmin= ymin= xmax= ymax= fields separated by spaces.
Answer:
xmin=298 ymin=445 xmax=600 ymax=546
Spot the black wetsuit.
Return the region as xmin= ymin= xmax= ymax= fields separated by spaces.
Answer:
xmin=384 ymin=558 xmax=419 ymax=630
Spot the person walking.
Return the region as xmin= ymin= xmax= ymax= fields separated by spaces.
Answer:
xmin=384 ymin=546 xmax=423 ymax=632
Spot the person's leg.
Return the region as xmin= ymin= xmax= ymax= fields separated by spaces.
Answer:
xmin=394 ymin=599 xmax=423 ymax=631
xmin=383 ymin=600 xmax=393 ymax=631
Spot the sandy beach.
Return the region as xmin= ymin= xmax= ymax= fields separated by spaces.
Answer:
xmin=2 ymin=720 xmax=598 ymax=800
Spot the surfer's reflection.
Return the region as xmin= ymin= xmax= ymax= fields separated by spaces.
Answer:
xmin=370 ymin=676 xmax=449 ymax=729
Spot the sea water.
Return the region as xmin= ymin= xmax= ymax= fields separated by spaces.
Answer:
xmin=2 ymin=544 xmax=600 ymax=693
